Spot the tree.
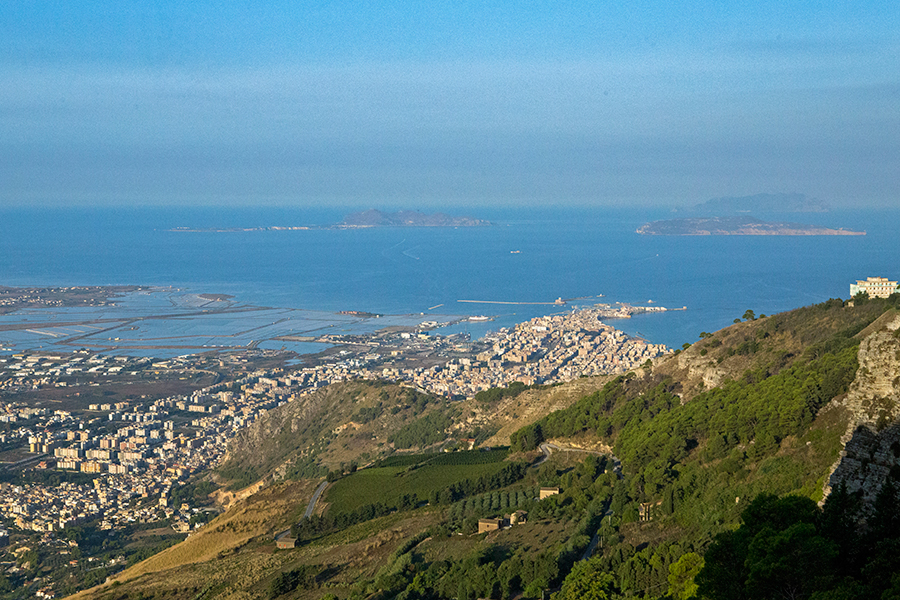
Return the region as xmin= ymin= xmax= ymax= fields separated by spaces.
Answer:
xmin=744 ymin=522 xmax=838 ymax=599
xmin=610 ymin=483 xmax=629 ymax=514
xmin=667 ymin=552 xmax=703 ymax=600
xmin=512 ymin=423 xmax=544 ymax=452
xmin=553 ymin=558 xmax=620 ymax=600
xmin=818 ymin=482 xmax=863 ymax=576
xmin=661 ymin=486 xmax=675 ymax=515
xmin=868 ymin=480 xmax=900 ymax=544
xmin=743 ymin=309 xmax=756 ymax=321
xmin=697 ymin=494 xmax=838 ymax=600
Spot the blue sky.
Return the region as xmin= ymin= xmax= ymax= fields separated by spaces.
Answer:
xmin=1 ymin=1 xmax=898 ymax=208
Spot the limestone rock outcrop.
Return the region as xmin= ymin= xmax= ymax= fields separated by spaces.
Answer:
xmin=823 ymin=313 xmax=900 ymax=505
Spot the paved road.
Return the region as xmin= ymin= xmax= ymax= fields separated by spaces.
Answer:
xmin=275 ymin=480 xmax=330 ymax=541
xmin=581 ymin=531 xmax=601 ymax=561
xmin=304 ymin=481 xmax=329 ymax=519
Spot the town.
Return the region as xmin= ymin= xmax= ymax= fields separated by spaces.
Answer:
xmin=0 ymin=305 xmax=669 ymax=594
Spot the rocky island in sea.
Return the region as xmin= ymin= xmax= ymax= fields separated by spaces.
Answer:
xmin=168 ymin=209 xmax=491 ymax=232
xmin=338 ymin=209 xmax=491 ymax=228
xmin=636 ymin=216 xmax=866 ymax=236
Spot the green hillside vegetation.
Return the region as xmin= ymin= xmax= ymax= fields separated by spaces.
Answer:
xmin=505 ymin=296 xmax=900 ymax=597
xmin=316 ymin=452 xmax=614 ymax=599
xmin=656 ymin=296 xmax=893 ymax=402
xmin=696 ymin=485 xmax=900 ymax=599
xmin=216 ymin=382 xmax=457 ymax=490
xmin=71 ymin=295 xmax=900 ymax=600
xmin=322 ymin=450 xmax=517 ymax=515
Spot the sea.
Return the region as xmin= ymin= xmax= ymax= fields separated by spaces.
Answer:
xmin=0 ymin=205 xmax=897 ymax=353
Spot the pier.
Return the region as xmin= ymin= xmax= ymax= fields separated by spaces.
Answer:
xmin=458 ymin=298 xmax=567 ymax=306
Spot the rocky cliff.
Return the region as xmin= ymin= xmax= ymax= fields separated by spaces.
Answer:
xmin=824 ymin=310 xmax=900 ymax=505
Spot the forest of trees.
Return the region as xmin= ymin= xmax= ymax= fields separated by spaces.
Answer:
xmin=697 ymin=486 xmax=900 ymax=599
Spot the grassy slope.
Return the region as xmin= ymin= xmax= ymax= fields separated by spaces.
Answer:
xmin=216 ymin=382 xmax=456 ymax=489
xmin=77 ymin=508 xmax=443 ymax=600
xmin=479 ymin=376 xmax=614 ymax=447
xmin=70 ymin=480 xmax=320 ymax=599
xmin=654 ymin=297 xmax=890 ymax=401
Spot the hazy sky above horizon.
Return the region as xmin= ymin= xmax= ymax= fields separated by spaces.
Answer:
xmin=2 ymin=1 xmax=898 ymax=209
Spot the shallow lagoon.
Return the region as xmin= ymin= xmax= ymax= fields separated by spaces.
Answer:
xmin=0 ymin=289 xmax=460 ymax=358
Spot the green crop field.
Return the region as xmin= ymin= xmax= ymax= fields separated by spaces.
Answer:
xmin=373 ymin=448 xmax=509 ymax=468
xmin=325 ymin=459 xmax=511 ymax=515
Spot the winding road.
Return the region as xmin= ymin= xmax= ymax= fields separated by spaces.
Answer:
xmin=304 ymin=480 xmax=329 ymax=519
xmin=275 ymin=480 xmax=330 ymax=542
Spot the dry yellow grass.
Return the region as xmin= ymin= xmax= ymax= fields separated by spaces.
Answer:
xmin=67 ymin=479 xmax=319 ymax=600
xmin=68 ymin=504 xmax=441 ymax=600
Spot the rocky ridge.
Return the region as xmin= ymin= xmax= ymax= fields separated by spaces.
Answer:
xmin=823 ymin=310 xmax=900 ymax=505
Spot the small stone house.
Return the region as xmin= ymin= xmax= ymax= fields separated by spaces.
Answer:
xmin=478 ymin=518 xmax=504 ymax=534
xmin=539 ymin=487 xmax=560 ymax=500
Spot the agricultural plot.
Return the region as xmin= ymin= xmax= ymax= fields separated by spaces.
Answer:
xmin=325 ymin=451 xmax=512 ymax=515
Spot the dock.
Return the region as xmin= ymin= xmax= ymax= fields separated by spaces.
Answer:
xmin=458 ymin=298 xmax=567 ymax=306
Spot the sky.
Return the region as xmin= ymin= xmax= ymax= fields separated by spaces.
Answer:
xmin=1 ymin=1 xmax=898 ymax=209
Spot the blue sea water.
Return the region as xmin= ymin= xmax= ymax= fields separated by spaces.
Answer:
xmin=0 ymin=205 xmax=897 ymax=349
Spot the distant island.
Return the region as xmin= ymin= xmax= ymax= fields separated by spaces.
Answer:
xmin=339 ymin=209 xmax=490 ymax=228
xmin=168 ymin=209 xmax=490 ymax=232
xmin=636 ymin=216 xmax=865 ymax=236
xmin=676 ymin=192 xmax=830 ymax=215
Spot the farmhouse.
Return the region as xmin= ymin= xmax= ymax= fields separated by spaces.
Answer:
xmin=478 ymin=518 xmax=505 ymax=534
xmin=539 ymin=487 xmax=560 ymax=500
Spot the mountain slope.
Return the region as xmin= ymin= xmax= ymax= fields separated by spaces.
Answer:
xmin=68 ymin=295 xmax=900 ymax=600
xmin=216 ymin=381 xmax=458 ymax=489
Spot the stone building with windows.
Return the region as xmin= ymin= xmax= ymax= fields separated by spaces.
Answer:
xmin=851 ymin=277 xmax=899 ymax=299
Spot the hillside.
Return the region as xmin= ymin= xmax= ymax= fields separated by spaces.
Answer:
xmin=215 ymin=381 xmax=462 ymax=490
xmin=216 ymin=375 xmax=618 ymax=494
xmin=67 ymin=480 xmax=321 ymax=600
xmin=69 ymin=295 xmax=900 ymax=600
